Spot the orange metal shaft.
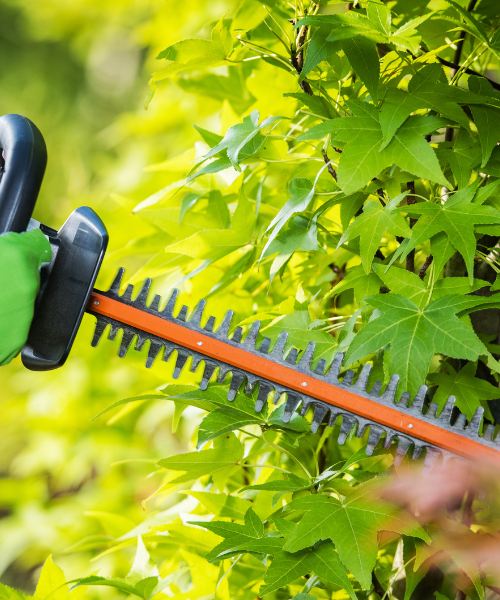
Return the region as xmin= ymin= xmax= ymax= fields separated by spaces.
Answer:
xmin=87 ymin=291 xmax=500 ymax=465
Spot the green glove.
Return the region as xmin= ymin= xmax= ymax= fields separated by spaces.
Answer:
xmin=0 ymin=229 xmax=52 ymax=365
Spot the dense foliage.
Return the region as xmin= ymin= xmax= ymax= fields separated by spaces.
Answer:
xmin=3 ymin=0 xmax=500 ymax=599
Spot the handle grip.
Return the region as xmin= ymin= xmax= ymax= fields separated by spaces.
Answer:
xmin=0 ymin=114 xmax=47 ymax=234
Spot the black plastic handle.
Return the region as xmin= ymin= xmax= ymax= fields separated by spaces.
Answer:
xmin=0 ymin=114 xmax=47 ymax=234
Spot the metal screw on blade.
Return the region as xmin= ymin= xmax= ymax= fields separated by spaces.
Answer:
xmin=197 ymin=341 xmax=203 ymax=346
xmin=94 ymin=301 xmax=99 ymax=305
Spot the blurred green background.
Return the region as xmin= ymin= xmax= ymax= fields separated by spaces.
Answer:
xmin=0 ymin=0 xmax=232 ymax=591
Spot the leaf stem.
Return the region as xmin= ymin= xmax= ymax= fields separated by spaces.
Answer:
xmin=262 ymin=430 xmax=312 ymax=480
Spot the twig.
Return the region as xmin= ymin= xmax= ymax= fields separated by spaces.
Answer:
xmin=322 ymin=151 xmax=337 ymax=181
xmin=372 ymin=572 xmax=386 ymax=598
xmin=406 ymin=182 xmax=417 ymax=273
xmin=419 ymin=254 xmax=433 ymax=280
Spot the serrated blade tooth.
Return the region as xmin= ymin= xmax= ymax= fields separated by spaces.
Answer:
xmin=149 ymin=294 xmax=161 ymax=312
xmin=204 ymin=315 xmax=216 ymax=333
xmin=412 ymin=444 xmax=424 ymax=460
xmin=282 ymin=393 xmax=302 ymax=423
xmin=341 ymin=370 xmax=355 ymax=386
xmin=314 ymin=359 xmax=327 ymax=375
xmin=399 ymin=391 xmax=411 ymax=408
xmin=189 ymin=299 xmax=206 ymax=327
xmin=243 ymin=321 xmax=260 ymax=347
xmin=370 ymin=380 xmax=382 ymax=397
xmin=468 ymin=407 xmax=484 ymax=436
xmin=121 ymin=283 xmax=135 ymax=301
xmin=199 ymin=362 xmax=217 ymax=391
xmin=108 ymin=323 xmax=121 ymax=341
xmin=410 ymin=385 xmax=427 ymax=412
xmin=217 ymin=310 xmax=233 ymax=338
xmin=118 ymin=330 xmax=136 ymax=358
xmin=325 ymin=352 xmax=344 ymax=383
xmin=300 ymin=399 xmax=312 ymax=417
xmin=285 ymin=347 xmax=299 ymax=365
xmin=91 ymin=318 xmax=108 ymax=347
xmin=338 ymin=415 xmax=356 ymax=445
xmin=311 ymin=403 xmax=329 ymax=433
xmin=176 ymin=305 xmax=189 ymax=322
xmin=423 ymin=447 xmax=441 ymax=473
xmin=135 ymin=278 xmax=151 ymax=305
xmin=366 ymin=425 xmax=385 ymax=456
xmin=393 ymin=437 xmax=412 ymax=467
xmin=271 ymin=331 xmax=288 ymax=357
xmin=299 ymin=342 xmax=316 ymax=369
xmin=426 ymin=402 xmax=439 ymax=419
xmin=245 ymin=376 xmax=258 ymax=395
xmin=354 ymin=362 xmax=372 ymax=391
xmin=259 ymin=337 xmax=272 ymax=354
xmin=454 ymin=413 xmax=467 ymax=430
xmin=440 ymin=396 xmax=456 ymax=423
xmin=227 ymin=371 xmax=246 ymax=401
xmin=255 ymin=382 xmax=273 ymax=412
xmin=172 ymin=350 xmax=190 ymax=379
xmin=145 ymin=340 xmax=164 ymax=368
xmin=484 ymin=424 xmax=495 ymax=441
xmin=381 ymin=374 xmax=399 ymax=402
xmin=108 ymin=267 xmax=124 ymax=295
xmin=217 ymin=365 xmax=232 ymax=383
xmin=163 ymin=289 xmax=179 ymax=317
xmin=135 ymin=333 xmax=148 ymax=352
xmin=231 ymin=326 xmax=243 ymax=343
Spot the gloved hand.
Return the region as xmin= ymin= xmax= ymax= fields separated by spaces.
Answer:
xmin=0 ymin=229 xmax=51 ymax=365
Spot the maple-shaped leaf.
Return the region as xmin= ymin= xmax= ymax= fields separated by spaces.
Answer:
xmin=398 ymin=192 xmax=500 ymax=283
xmin=283 ymin=488 xmax=429 ymax=590
xmin=378 ymin=63 xmax=493 ymax=149
xmin=427 ymin=362 xmax=500 ymax=419
xmin=344 ymin=294 xmax=492 ymax=395
xmin=298 ymin=106 xmax=449 ymax=194
xmin=260 ymin=542 xmax=357 ymax=599
xmin=337 ymin=192 xmax=411 ymax=273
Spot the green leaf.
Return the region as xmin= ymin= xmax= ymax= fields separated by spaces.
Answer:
xmin=342 ymin=37 xmax=380 ymax=103
xmin=327 ymin=264 xmax=383 ymax=305
xmin=299 ymin=111 xmax=449 ymax=193
xmin=157 ymin=16 xmax=232 ymax=67
xmin=469 ymin=104 xmax=500 ymax=167
xmin=127 ymin=536 xmax=159 ymax=583
xmin=261 ymin=178 xmax=314 ymax=258
xmin=427 ymin=361 xmax=500 ymax=419
xmin=403 ymin=538 xmax=428 ymax=600
xmin=0 ymin=585 xmax=29 ymax=600
xmin=283 ymin=490 xmax=429 ymax=590
xmin=34 ymin=556 xmax=75 ymax=600
xmin=158 ymin=432 xmax=244 ymax=484
xmin=299 ymin=28 xmax=340 ymax=82
xmin=185 ymin=491 xmax=252 ymax=520
xmin=260 ymin=542 xmax=357 ymax=599
xmin=399 ymin=191 xmax=500 ymax=282
xmin=203 ymin=110 xmax=284 ymax=171
xmin=373 ymin=263 xmax=428 ymax=307
xmin=345 ymin=293 xmax=489 ymax=394
xmin=337 ymin=194 xmax=411 ymax=274
xmin=443 ymin=0 xmax=488 ymax=44
xmin=164 ymin=185 xmax=255 ymax=261
xmin=284 ymin=92 xmax=335 ymax=119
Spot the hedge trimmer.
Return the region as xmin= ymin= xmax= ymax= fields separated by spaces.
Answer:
xmin=2 ymin=114 xmax=499 ymax=469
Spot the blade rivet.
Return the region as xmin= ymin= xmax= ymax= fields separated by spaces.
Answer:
xmin=94 ymin=301 xmax=99 ymax=305
xmin=408 ymin=423 xmax=413 ymax=428
xmin=197 ymin=341 xmax=203 ymax=346
xmin=302 ymin=382 xmax=307 ymax=387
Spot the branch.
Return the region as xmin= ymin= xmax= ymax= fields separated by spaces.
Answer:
xmin=445 ymin=0 xmax=478 ymax=143
xmin=419 ymin=255 xmax=433 ymax=280
xmin=406 ymin=182 xmax=417 ymax=273
xmin=290 ymin=20 xmax=314 ymax=95
xmin=322 ymin=151 xmax=337 ymax=181
xmin=372 ymin=572 xmax=386 ymax=598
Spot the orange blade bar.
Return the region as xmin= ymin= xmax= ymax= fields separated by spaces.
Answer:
xmin=87 ymin=291 xmax=500 ymax=465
